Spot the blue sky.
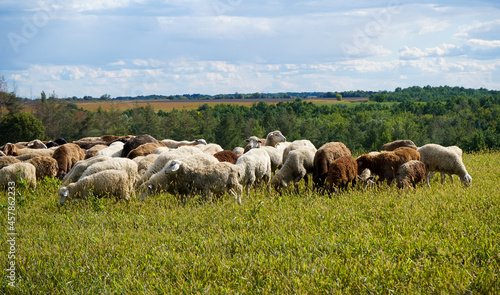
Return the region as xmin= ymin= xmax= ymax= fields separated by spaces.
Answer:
xmin=1 ymin=0 xmax=499 ymax=98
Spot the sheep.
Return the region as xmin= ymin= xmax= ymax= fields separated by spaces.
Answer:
xmin=244 ymin=136 xmax=285 ymax=173
xmin=80 ymin=158 xmax=139 ymax=186
xmin=233 ymin=147 xmax=245 ymax=155
xmin=161 ymin=138 xmax=207 ymax=149
xmin=326 ymin=155 xmax=358 ymax=192
xmin=61 ymin=155 xmax=112 ymax=185
xmin=197 ymin=143 xmax=224 ymax=155
xmin=433 ymin=146 xmax=463 ymax=184
xmin=95 ymin=141 xmax=125 ymax=158
xmin=154 ymin=147 xmax=170 ymax=154
xmin=121 ymin=134 xmax=161 ymax=157
xmin=58 ymin=170 xmax=131 ymax=205
xmin=381 ymin=139 xmax=418 ymax=151
xmin=264 ymin=130 xmax=286 ymax=147
xmin=396 ymin=160 xmax=426 ymax=189
xmin=45 ymin=138 xmax=67 ymax=148
xmin=0 ymin=162 xmax=36 ymax=189
xmin=235 ymin=148 xmax=272 ymax=194
xmin=271 ymin=148 xmax=315 ymax=192
xmin=214 ymin=150 xmax=240 ymax=164
xmin=53 ymin=143 xmax=85 ymax=179
xmin=85 ymin=144 xmax=108 ymax=159
xmin=0 ymin=156 xmax=21 ymax=169
xmin=3 ymin=143 xmax=54 ymax=158
xmin=417 ymin=143 xmax=472 ymax=187
xmin=127 ymin=142 xmax=162 ymax=159
xmin=26 ymin=156 xmax=58 ymax=181
xmin=136 ymin=146 xmax=205 ymax=186
xmin=282 ymin=140 xmax=317 ymax=164
xmin=74 ymin=135 xmax=131 ymax=149
xmin=162 ymin=158 xmax=243 ymax=204
xmin=356 ymin=151 xmax=403 ymax=186
xmin=313 ymin=142 xmax=352 ymax=190
xmin=138 ymin=153 xmax=222 ymax=200
xmin=26 ymin=139 xmax=47 ymax=149
xmin=134 ymin=154 xmax=159 ymax=176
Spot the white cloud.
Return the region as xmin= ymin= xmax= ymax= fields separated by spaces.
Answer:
xmin=399 ymin=44 xmax=463 ymax=60
xmin=467 ymin=39 xmax=500 ymax=48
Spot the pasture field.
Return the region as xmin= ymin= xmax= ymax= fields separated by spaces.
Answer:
xmin=1 ymin=151 xmax=499 ymax=293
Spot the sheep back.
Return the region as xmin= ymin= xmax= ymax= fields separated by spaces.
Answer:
xmin=26 ymin=156 xmax=58 ymax=181
xmin=313 ymin=142 xmax=351 ymax=189
xmin=214 ymin=150 xmax=240 ymax=164
xmin=0 ymin=162 xmax=37 ymax=189
xmin=381 ymin=140 xmax=417 ymax=151
xmin=396 ymin=160 xmax=426 ymax=189
xmin=53 ymin=143 xmax=85 ymax=179
xmin=127 ymin=142 xmax=161 ymax=159
xmin=326 ymin=156 xmax=358 ymax=191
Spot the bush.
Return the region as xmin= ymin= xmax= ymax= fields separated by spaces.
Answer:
xmin=0 ymin=112 xmax=45 ymax=145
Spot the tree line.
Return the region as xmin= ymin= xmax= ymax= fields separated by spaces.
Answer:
xmin=1 ymin=86 xmax=499 ymax=153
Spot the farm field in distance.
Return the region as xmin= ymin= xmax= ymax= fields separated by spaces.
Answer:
xmin=1 ymin=151 xmax=499 ymax=293
xmin=23 ymin=97 xmax=368 ymax=112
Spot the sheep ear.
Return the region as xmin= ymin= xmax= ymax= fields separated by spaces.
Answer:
xmin=245 ymin=139 xmax=250 ymax=142
xmin=168 ymin=161 xmax=180 ymax=172
xmin=258 ymin=139 xmax=262 ymax=143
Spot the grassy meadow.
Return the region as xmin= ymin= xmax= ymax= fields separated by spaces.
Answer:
xmin=1 ymin=151 xmax=499 ymax=293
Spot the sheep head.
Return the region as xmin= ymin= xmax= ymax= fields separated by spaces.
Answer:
xmin=265 ymin=131 xmax=286 ymax=146
xmin=58 ymin=186 xmax=70 ymax=205
xmin=461 ymin=174 xmax=472 ymax=187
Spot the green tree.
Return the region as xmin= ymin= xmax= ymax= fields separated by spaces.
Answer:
xmin=336 ymin=93 xmax=343 ymax=101
xmin=0 ymin=112 xmax=45 ymax=145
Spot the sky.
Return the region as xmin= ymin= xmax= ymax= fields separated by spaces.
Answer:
xmin=1 ymin=0 xmax=499 ymax=98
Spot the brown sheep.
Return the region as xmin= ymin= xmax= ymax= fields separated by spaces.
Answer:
xmin=326 ymin=155 xmax=358 ymax=192
xmin=381 ymin=140 xmax=417 ymax=151
xmin=396 ymin=160 xmax=426 ymax=189
xmin=2 ymin=143 xmax=22 ymax=156
xmin=0 ymin=156 xmax=21 ymax=169
xmin=53 ymin=143 xmax=85 ymax=179
xmin=74 ymin=135 xmax=133 ymax=149
xmin=393 ymin=147 xmax=420 ymax=165
xmin=26 ymin=139 xmax=47 ymax=149
xmin=85 ymin=144 xmax=108 ymax=159
xmin=213 ymin=150 xmax=240 ymax=164
xmin=127 ymin=143 xmax=162 ymax=159
xmin=121 ymin=134 xmax=160 ymax=157
xmin=26 ymin=156 xmax=59 ymax=181
xmin=313 ymin=142 xmax=352 ymax=190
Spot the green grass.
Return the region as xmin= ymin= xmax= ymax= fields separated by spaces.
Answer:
xmin=1 ymin=152 xmax=499 ymax=294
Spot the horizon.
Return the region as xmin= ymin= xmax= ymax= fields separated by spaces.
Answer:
xmin=1 ymin=1 xmax=500 ymax=98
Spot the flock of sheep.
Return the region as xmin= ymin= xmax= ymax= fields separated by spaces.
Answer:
xmin=0 ymin=131 xmax=472 ymax=205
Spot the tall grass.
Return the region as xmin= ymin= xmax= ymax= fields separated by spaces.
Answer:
xmin=1 ymin=152 xmax=499 ymax=293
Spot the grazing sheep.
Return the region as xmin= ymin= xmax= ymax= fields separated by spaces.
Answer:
xmin=27 ymin=139 xmax=47 ymax=149
xmin=244 ymin=136 xmax=285 ymax=173
xmin=233 ymin=147 xmax=245 ymax=155
xmin=161 ymin=138 xmax=207 ymax=149
xmin=356 ymin=152 xmax=402 ymax=186
xmin=121 ymin=134 xmax=160 ymax=157
xmin=271 ymin=148 xmax=315 ymax=192
xmin=214 ymin=150 xmax=240 ymax=164
xmin=134 ymin=154 xmax=159 ymax=176
xmin=138 ymin=153 xmax=222 ymax=200
xmin=85 ymin=144 xmax=107 ymax=159
xmin=154 ymin=147 xmax=170 ymax=154
xmin=313 ymin=142 xmax=352 ymax=190
xmin=282 ymin=140 xmax=317 ymax=164
xmin=136 ymin=146 xmax=206 ymax=186
xmin=381 ymin=139 xmax=418 ymax=151
xmin=162 ymin=158 xmax=243 ymax=204
xmin=3 ymin=143 xmax=54 ymax=158
xmin=396 ymin=160 xmax=426 ymax=189
xmin=61 ymin=155 xmax=112 ymax=185
xmin=0 ymin=156 xmax=21 ymax=169
xmin=80 ymin=158 xmax=139 ymax=186
xmin=326 ymin=155 xmax=358 ymax=192
xmin=357 ymin=168 xmax=376 ymax=190
xmin=26 ymin=156 xmax=58 ymax=181
xmin=95 ymin=141 xmax=125 ymax=158
xmin=59 ymin=170 xmax=131 ymax=205
xmin=434 ymin=146 xmax=463 ymax=184
xmin=236 ymin=148 xmax=272 ymax=194
xmin=417 ymin=144 xmax=472 ymax=187
xmin=127 ymin=142 xmax=162 ymax=159
xmin=53 ymin=143 xmax=85 ymax=179
xmin=0 ymin=162 xmax=36 ymax=189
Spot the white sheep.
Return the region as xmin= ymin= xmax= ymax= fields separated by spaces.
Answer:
xmin=59 ymin=170 xmax=131 ymax=205
xmin=232 ymin=147 xmax=245 ymax=155
xmin=138 ymin=153 xmax=222 ymax=200
xmin=235 ymin=148 xmax=272 ymax=194
xmin=162 ymin=158 xmax=243 ymax=204
xmin=197 ymin=143 xmax=224 ymax=155
xmin=136 ymin=146 xmax=205 ymax=186
xmin=244 ymin=131 xmax=288 ymax=173
xmin=161 ymin=138 xmax=207 ymax=149
xmin=135 ymin=154 xmax=159 ymax=176
xmin=61 ymin=155 xmax=112 ymax=185
xmin=271 ymin=148 xmax=315 ymax=192
xmin=417 ymin=144 xmax=472 ymax=187
xmin=264 ymin=130 xmax=287 ymax=147
xmin=282 ymin=140 xmax=317 ymax=164
xmin=154 ymin=146 xmax=170 ymax=154
xmin=80 ymin=158 xmax=139 ymax=188
xmin=0 ymin=162 xmax=37 ymax=189
xmin=95 ymin=141 xmax=125 ymax=158
xmin=436 ymin=146 xmax=463 ymax=184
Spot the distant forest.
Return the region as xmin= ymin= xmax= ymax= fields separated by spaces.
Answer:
xmin=1 ymin=86 xmax=500 ymax=153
